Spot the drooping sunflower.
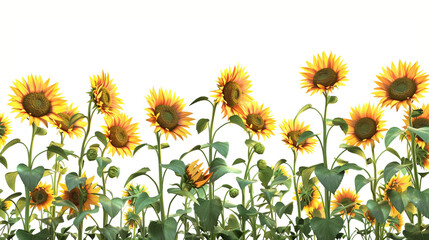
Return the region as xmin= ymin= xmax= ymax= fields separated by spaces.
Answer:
xmin=0 ymin=114 xmax=12 ymax=147
xmin=185 ymin=160 xmax=213 ymax=188
xmin=9 ymin=75 xmax=66 ymax=127
xmin=30 ymin=182 xmax=54 ymax=211
xmin=212 ymin=65 xmax=253 ymax=118
xmin=146 ymin=88 xmax=194 ymax=140
xmin=60 ymin=173 xmax=100 ymax=215
xmin=373 ymin=60 xmax=429 ymax=110
xmin=90 ymin=70 xmax=123 ymax=116
xmin=0 ymin=199 xmax=12 ymax=211
xmin=102 ymin=113 xmax=141 ymax=158
xmin=305 ymin=201 xmax=325 ymax=219
xmin=122 ymin=183 xmax=148 ymax=207
xmin=404 ymin=104 xmax=429 ymax=148
xmin=293 ymin=184 xmax=320 ymax=213
xmin=273 ymin=165 xmax=291 ymax=179
xmin=331 ymin=188 xmax=362 ymax=217
xmin=344 ymin=103 xmax=387 ymax=149
xmin=383 ymin=172 xmax=411 ymax=214
xmin=280 ymin=119 xmax=317 ymax=154
xmin=387 ymin=212 xmax=404 ymax=232
xmin=241 ymin=101 xmax=276 ymax=139
xmin=52 ymin=103 xmax=87 ymax=138
xmin=124 ymin=208 xmax=141 ymax=229
xmin=300 ymin=52 xmax=348 ymax=95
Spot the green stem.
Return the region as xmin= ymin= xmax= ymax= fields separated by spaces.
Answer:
xmin=371 ymin=145 xmax=380 ymax=240
xmin=78 ymin=102 xmax=94 ymax=176
xmin=293 ymin=150 xmax=303 ymax=240
xmin=208 ymin=102 xmax=218 ymax=240
xmin=24 ymin=123 xmax=37 ymax=231
xmin=156 ymin=132 xmax=166 ymax=222
xmin=322 ymin=92 xmax=331 ymax=219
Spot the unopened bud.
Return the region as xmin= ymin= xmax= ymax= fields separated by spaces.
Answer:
xmin=257 ymin=160 xmax=267 ymax=170
xmin=86 ymin=148 xmax=97 ymax=161
xmin=108 ymin=166 xmax=120 ymax=178
xmin=229 ymin=188 xmax=239 ymax=198
xmin=254 ymin=143 xmax=265 ymax=154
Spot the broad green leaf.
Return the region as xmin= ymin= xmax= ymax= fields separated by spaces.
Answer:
xmin=271 ymin=175 xmax=288 ymax=187
xmin=52 ymin=200 xmax=78 ymax=212
xmin=135 ymin=192 xmax=160 ymax=214
xmin=403 ymin=223 xmax=429 ymax=240
xmin=367 ymin=200 xmax=390 ymax=223
xmin=275 ymin=202 xmax=293 ymax=218
xmin=16 ymin=229 xmax=49 ymax=240
xmin=340 ymin=144 xmax=366 ymax=159
xmin=68 ymin=113 xmax=85 ymax=128
xmin=227 ymin=214 xmax=240 ymax=230
xmin=327 ymin=96 xmax=338 ymax=104
xmin=95 ymin=131 xmax=108 ymax=146
xmin=332 ymin=118 xmax=348 ymax=135
xmin=194 ymin=198 xmax=222 ymax=232
xmin=386 ymin=147 xmax=401 ymax=159
xmin=355 ymin=174 xmax=372 ymax=193
xmin=236 ymin=177 xmax=256 ymax=190
xmin=65 ymin=172 xmax=87 ymax=191
xmin=167 ymin=188 xmax=198 ymax=205
xmin=335 ymin=163 xmax=363 ymax=172
xmin=210 ymin=158 xmax=241 ymax=182
xmin=301 ymin=166 xmax=316 ymax=188
xmin=407 ymin=187 xmax=429 ymax=218
xmin=310 ymin=216 xmax=343 ymax=240
xmin=314 ymin=164 xmax=344 ymax=193
xmin=96 ymin=157 xmax=112 ymax=177
xmin=133 ymin=143 xmax=148 ymax=155
xmin=73 ymin=205 xmax=99 ymax=227
xmin=261 ymin=189 xmax=277 ymax=202
xmin=229 ymin=115 xmax=246 ymax=130
xmin=386 ymin=189 xmax=409 ymax=213
xmin=47 ymin=144 xmax=69 ymax=160
xmin=190 ymin=96 xmax=209 ymax=106
xmin=99 ymin=195 xmax=123 ymax=218
xmin=162 ymin=160 xmax=186 ymax=176
xmin=385 ymin=127 xmax=403 ymax=147
xmin=258 ymin=166 xmax=273 ymax=188
xmin=232 ymin=158 xmax=246 ymax=165
xmin=98 ymin=224 xmax=121 ymax=240
xmin=297 ymin=131 xmax=317 ymax=145
xmin=124 ymin=167 xmax=150 ymax=187
xmin=196 ymin=118 xmax=209 ymax=134
xmin=17 ymin=164 xmax=45 ymax=191
xmin=407 ymin=126 xmax=429 ymax=143
xmin=237 ymin=205 xmax=257 ymax=221
xmin=5 ymin=171 xmax=18 ymax=191
xmin=212 ymin=142 xmax=229 ymax=158
xmin=0 ymin=138 xmax=20 ymax=155
xmin=148 ymin=217 xmax=178 ymax=240
xmin=383 ymin=162 xmax=410 ymax=183
xmin=0 ymin=155 xmax=6 ymax=168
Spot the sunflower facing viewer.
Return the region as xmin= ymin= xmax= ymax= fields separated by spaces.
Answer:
xmin=53 ymin=103 xmax=87 ymax=138
xmin=241 ymin=101 xmax=276 ymax=139
xmin=90 ymin=70 xmax=123 ymax=116
xmin=60 ymin=173 xmax=100 ymax=215
xmin=30 ymin=182 xmax=54 ymax=211
xmin=279 ymin=119 xmax=317 ymax=154
xmin=0 ymin=114 xmax=12 ymax=147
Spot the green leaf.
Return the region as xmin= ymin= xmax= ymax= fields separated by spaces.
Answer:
xmin=384 ymin=162 xmax=410 ymax=183
xmin=167 ymin=188 xmax=198 ymax=205
xmin=4 ymin=192 xmax=22 ymax=202
xmin=301 ymin=166 xmax=316 ymax=188
xmin=162 ymin=160 xmax=186 ymax=176
xmin=135 ymin=192 xmax=160 ymax=214
xmin=65 ymin=172 xmax=86 ymax=191
xmin=310 ymin=216 xmax=343 ymax=240
xmin=99 ymin=195 xmax=123 ymax=218
xmin=212 ymin=142 xmax=229 ymax=158
xmin=17 ymin=164 xmax=44 ymax=191
xmin=52 ymin=200 xmax=78 ymax=212
xmin=0 ymin=138 xmax=20 ymax=155
xmin=236 ymin=177 xmax=256 ymax=190
xmin=161 ymin=143 xmax=170 ymax=149
xmin=227 ymin=214 xmax=240 ymax=230
xmin=297 ymin=131 xmax=317 ymax=145
xmin=5 ymin=171 xmax=18 ymax=191
xmin=196 ymin=118 xmax=209 ymax=134
xmin=68 ymin=113 xmax=85 ymax=128
xmin=95 ymin=131 xmax=108 ymax=146
xmin=367 ymin=200 xmax=390 ymax=223
xmin=403 ymin=223 xmax=429 ymax=240
xmin=314 ymin=164 xmax=344 ymax=193
xmin=16 ymin=229 xmax=49 ymax=240
xmin=407 ymin=187 xmax=429 ymax=218
xmin=244 ymin=139 xmax=258 ymax=148
xmin=179 ymin=145 xmax=208 ymax=160
xmin=190 ymin=96 xmax=209 ymax=106
xmin=327 ymin=95 xmax=338 ymax=104
xmin=355 ymin=174 xmax=373 ymax=193
xmin=386 ymin=147 xmax=401 ymax=160
xmin=47 ymin=144 xmax=69 ymax=160
xmin=271 ymin=175 xmax=288 ymax=187
xmin=340 ymin=144 xmax=366 ymax=159
xmin=385 ymin=127 xmax=403 ymax=147
xmin=124 ymin=167 xmax=150 ymax=187
xmin=0 ymin=155 xmax=6 ymax=168
xmin=275 ymin=202 xmax=293 ymax=218
xmin=210 ymin=158 xmax=241 ymax=182
xmin=98 ymin=225 xmax=121 ymax=240
xmin=335 ymin=163 xmax=363 ymax=172
xmin=232 ymin=158 xmax=246 ymax=165
xmin=261 ymin=189 xmax=277 ymax=202
xmin=332 ymin=118 xmax=348 ymax=135
xmin=194 ymin=198 xmax=222 ymax=232
xmin=229 ymin=115 xmax=246 ymax=130
xmin=133 ymin=143 xmax=148 ymax=155
xmin=148 ymin=217 xmax=178 ymax=240
xmin=294 ymin=104 xmax=312 ymax=121
xmin=407 ymin=126 xmax=429 ymax=143
xmin=386 ymin=189 xmax=408 ymax=213
xmin=73 ymin=205 xmax=99 ymax=227
xmin=35 ymin=126 xmax=47 ymax=136
xmin=258 ymin=166 xmax=273 ymax=188
xmin=96 ymin=157 xmax=112 ymax=177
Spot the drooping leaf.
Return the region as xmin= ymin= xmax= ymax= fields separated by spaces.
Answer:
xmin=339 ymin=144 xmax=366 ymax=159
xmin=297 ymin=131 xmax=317 ymax=145
xmin=73 ymin=205 xmax=99 ymax=227
xmin=124 ymin=167 xmax=150 ymax=187
xmin=294 ymin=104 xmax=312 ymax=121
xmin=258 ymin=166 xmax=273 ymax=188
xmin=407 ymin=126 xmax=429 ymax=143
xmin=386 ymin=147 xmax=401 ymax=160
xmin=65 ymin=172 xmax=87 ymax=191
xmin=17 ymin=164 xmax=45 ymax=191
xmin=98 ymin=224 xmax=121 ymax=240
xmin=47 ymin=144 xmax=69 ymax=160
xmin=314 ymin=164 xmax=344 ymax=193
xmin=366 ymin=200 xmax=390 ymax=223
xmin=190 ymin=96 xmax=209 ymax=106
xmin=236 ymin=177 xmax=256 ymax=190
xmin=355 ymin=174 xmax=373 ymax=193
xmin=5 ymin=171 xmax=18 ymax=191
xmin=385 ymin=127 xmax=403 ymax=147
xmin=0 ymin=155 xmax=6 ymax=168
xmin=133 ymin=143 xmax=148 ymax=155
xmin=275 ymin=202 xmax=293 ymax=218
xmin=212 ymin=142 xmax=229 ymax=158
xmin=162 ymin=160 xmax=186 ymax=176
xmin=232 ymin=158 xmax=246 ymax=166
xmin=310 ymin=216 xmax=343 ymax=240
xmin=96 ymin=157 xmax=112 ymax=177
xmin=0 ymin=138 xmax=20 ymax=155
xmin=229 ymin=115 xmax=246 ymax=130
xmin=332 ymin=118 xmax=348 ymax=135
xmin=327 ymin=96 xmax=338 ymax=104
xmin=386 ymin=189 xmax=409 ymax=213
xmin=52 ymin=200 xmax=78 ymax=213
xmin=95 ymin=131 xmax=108 ymax=146
xmin=68 ymin=113 xmax=85 ymax=128
xmin=196 ymin=118 xmax=209 ymax=134
xmin=384 ymin=162 xmax=410 ymax=183
xmin=407 ymin=187 xmax=429 ymax=218
xmin=99 ymin=195 xmax=123 ymax=218
xmin=167 ymin=188 xmax=198 ymax=205
xmin=148 ymin=217 xmax=178 ymax=240
xmin=210 ymin=158 xmax=241 ymax=182
xmin=134 ymin=192 xmax=160 ymax=214
xmin=194 ymin=198 xmax=222 ymax=232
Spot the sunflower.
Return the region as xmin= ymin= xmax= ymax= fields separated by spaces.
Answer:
xmin=30 ymin=182 xmax=54 ymax=211
xmin=421 ymin=145 xmax=429 ymax=169
xmin=383 ymin=172 xmax=411 ymax=214
xmin=404 ymin=104 xmax=429 ymax=148
xmin=212 ymin=65 xmax=253 ymax=118
xmin=52 ymin=103 xmax=87 ymax=138
xmin=344 ymin=103 xmax=387 ymax=149
xmin=273 ymin=165 xmax=291 ymax=179
xmin=279 ymin=119 xmax=317 ymax=154
xmin=60 ymin=173 xmax=100 ymax=215
xmin=362 ymin=206 xmax=376 ymax=225
xmin=331 ymin=188 xmax=362 ymax=217
xmin=0 ymin=114 xmax=12 ymax=147
xmin=387 ymin=212 xmax=404 ymax=232
xmin=122 ymin=183 xmax=148 ymax=207
xmin=146 ymin=88 xmax=194 ymax=140
xmin=124 ymin=208 xmax=140 ymax=229
xmin=0 ymin=199 xmax=12 ymax=211
xmin=241 ymin=101 xmax=276 ymax=139
xmin=293 ymin=184 xmax=320 ymax=213
xmin=300 ymin=52 xmax=348 ymax=95
xmin=90 ymin=70 xmax=123 ymax=116
xmin=9 ymin=74 xmax=66 ymax=127
xmin=305 ymin=201 xmax=325 ymax=219
xmin=102 ymin=113 xmax=141 ymax=158
xmin=185 ymin=160 xmax=213 ymax=188
xmin=373 ymin=60 xmax=429 ymax=110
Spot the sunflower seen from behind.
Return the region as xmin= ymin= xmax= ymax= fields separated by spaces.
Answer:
xmin=90 ymin=70 xmax=123 ymax=116
xmin=9 ymin=75 xmax=66 ymax=127
xmin=280 ymin=119 xmax=317 ymax=154
xmin=300 ymin=52 xmax=348 ymax=95
xmin=124 ymin=207 xmax=140 ymax=229
xmin=60 ymin=173 xmax=100 ymax=215
xmin=331 ymin=188 xmax=362 ymax=217
xmin=184 ymin=160 xmax=213 ymax=189
xmin=52 ymin=103 xmax=87 ymax=138
xmin=241 ymin=101 xmax=276 ymax=139
xmin=373 ymin=60 xmax=429 ymax=110
xmin=403 ymin=104 xmax=429 ymax=148
xmin=0 ymin=114 xmax=11 ymax=147
xmin=146 ymin=88 xmax=194 ymax=140
xmin=344 ymin=103 xmax=387 ymax=149
xmin=293 ymin=183 xmax=320 ymax=213
xmin=123 ymin=183 xmax=148 ymax=207
xmin=212 ymin=65 xmax=253 ymax=118
xmin=30 ymin=182 xmax=54 ymax=211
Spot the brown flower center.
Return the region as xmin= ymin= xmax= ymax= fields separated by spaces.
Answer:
xmin=0 ymin=122 xmax=5 ymax=138
xmin=154 ymin=104 xmax=179 ymax=130
xmin=339 ymin=197 xmax=355 ymax=214
xmin=70 ymin=187 xmax=87 ymax=207
xmin=287 ymin=131 xmax=301 ymax=146
xmin=246 ymin=114 xmax=265 ymax=131
xmin=313 ymin=68 xmax=338 ymax=87
xmin=99 ymin=87 xmax=111 ymax=107
xmin=388 ymin=77 xmax=417 ymax=101
xmin=109 ymin=126 xmax=129 ymax=148
xmin=222 ymin=81 xmax=242 ymax=107
xmin=32 ymin=188 xmax=48 ymax=205
xmin=22 ymin=92 xmax=51 ymax=117
xmin=57 ymin=113 xmax=71 ymax=132
xmin=354 ymin=117 xmax=377 ymax=140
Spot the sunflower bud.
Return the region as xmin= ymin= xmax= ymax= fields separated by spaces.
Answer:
xmin=86 ymin=148 xmax=97 ymax=161
xmin=254 ymin=143 xmax=265 ymax=154
xmin=229 ymin=188 xmax=239 ymax=198
xmin=108 ymin=166 xmax=120 ymax=178
xmin=257 ymin=160 xmax=267 ymax=170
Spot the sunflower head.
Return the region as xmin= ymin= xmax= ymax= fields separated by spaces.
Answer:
xmin=60 ymin=173 xmax=100 ymax=215
xmin=30 ymin=182 xmax=54 ymax=211
xmin=331 ymin=188 xmax=362 ymax=217
xmin=9 ymin=75 xmax=66 ymax=127
xmin=52 ymin=103 xmax=87 ymax=138
xmin=0 ymin=114 xmax=12 ymax=147
xmin=240 ymin=102 xmax=276 ymax=139
xmin=404 ymin=104 xmax=429 ymax=148
xmin=0 ymin=199 xmax=12 ymax=211
xmin=146 ymin=88 xmax=194 ymax=140
xmin=185 ymin=160 xmax=213 ymax=189
xmin=383 ymin=172 xmax=411 ymax=213
xmin=305 ymin=201 xmax=325 ymax=219
xmin=363 ymin=207 xmax=376 ymax=225
xmin=293 ymin=184 xmax=320 ymax=213
xmin=344 ymin=103 xmax=387 ymax=149
xmin=212 ymin=65 xmax=253 ymax=118
xmin=273 ymin=165 xmax=291 ymax=179
xmin=124 ymin=208 xmax=141 ymax=229
xmin=387 ymin=213 xmax=404 ymax=232
xmin=90 ymin=70 xmax=123 ymax=116
xmin=102 ymin=113 xmax=141 ymax=158
xmin=300 ymin=52 xmax=348 ymax=95
xmin=280 ymin=119 xmax=317 ymax=154
xmin=122 ymin=183 xmax=148 ymax=207
xmin=373 ymin=61 xmax=429 ymax=110
xmin=419 ymin=145 xmax=429 ymax=170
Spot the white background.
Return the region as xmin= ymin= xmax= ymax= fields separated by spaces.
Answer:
xmin=1 ymin=0 xmax=429 ymax=234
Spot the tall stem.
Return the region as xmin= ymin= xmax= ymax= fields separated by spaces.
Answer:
xmin=156 ymin=132 xmax=166 ymax=222
xmin=408 ymin=105 xmax=422 ymax=226
xmin=292 ymin=150 xmax=303 ymax=240
xmin=322 ymin=92 xmax=331 ymax=219
xmin=208 ymin=102 xmax=218 ymax=240
xmin=24 ymin=124 xmax=37 ymax=231
xmin=371 ymin=145 xmax=380 ymax=240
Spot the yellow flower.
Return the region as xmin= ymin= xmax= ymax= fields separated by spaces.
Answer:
xmin=30 ymin=182 xmax=54 ymax=211
xmin=331 ymin=188 xmax=362 ymax=217
xmin=60 ymin=173 xmax=100 ymax=215
xmin=186 ymin=160 xmax=213 ymax=188
xmin=305 ymin=201 xmax=325 ymax=219
xmin=90 ymin=70 xmax=123 ymax=116
xmin=274 ymin=165 xmax=291 ymax=179
xmin=124 ymin=207 xmax=140 ymax=229
xmin=212 ymin=65 xmax=253 ymax=118
xmin=0 ymin=114 xmax=12 ymax=147
xmin=0 ymin=199 xmax=12 ymax=211
xmin=102 ymin=113 xmax=141 ymax=158
xmin=421 ymin=145 xmax=429 ymax=170
xmin=373 ymin=60 xmax=429 ymax=111
xmin=362 ymin=206 xmax=376 ymax=225
xmin=146 ymin=88 xmax=194 ymax=140
xmin=387 ymin=212 xmax=404 ymax=232
xmin=344 ymin=103 xmax=387 ymax=149
xmin=293 ymin=184 xmax=320 ymax=213
xmin=383 ymin=172 xmax=411 ymax=214
xmin=300 ymin=52 xmax=348 ymax=95
xmin=404 ymin=104 xmax=429 ymax=148
xmin=241 ymin=101 xmax=276 ymax=139
xmin=279 ymin=119 xmax=317 ymax=154
xmin=9 ymin=74 xmax=66 ymax=127
xmin=122 ymin=183 xmax=148 ymax=207
xmin=52 ymin=103 xmax=87 ymax=138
